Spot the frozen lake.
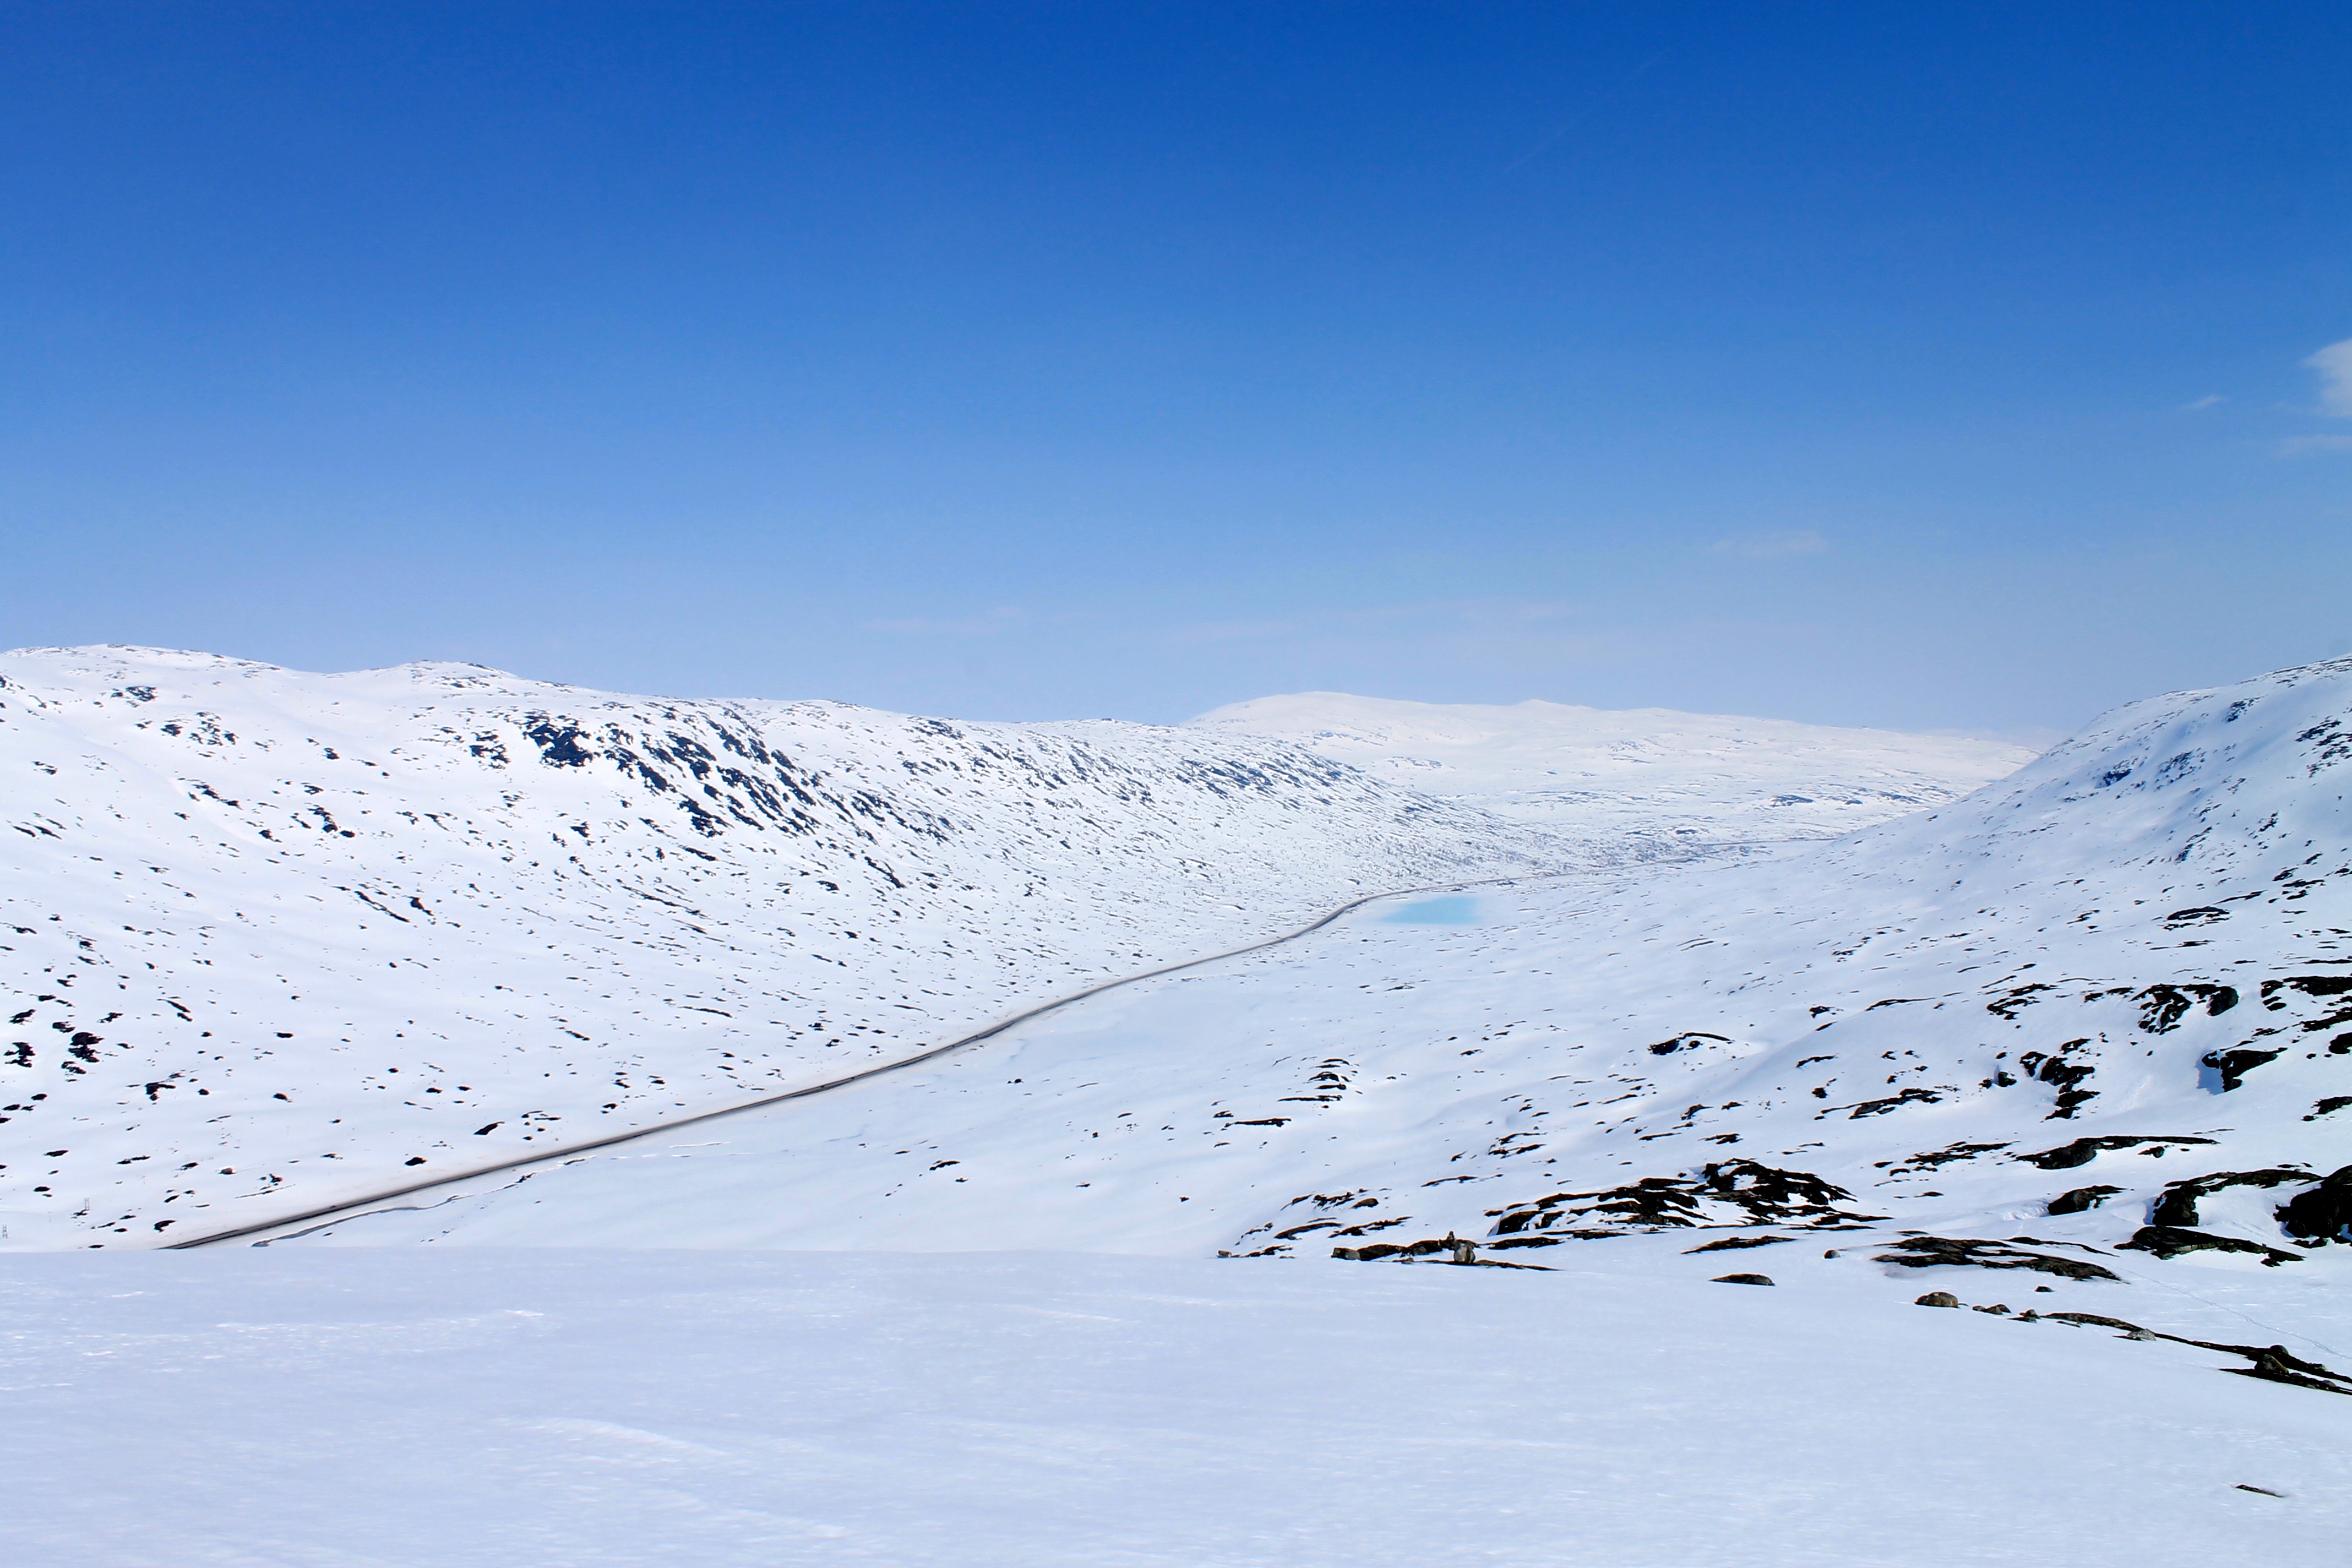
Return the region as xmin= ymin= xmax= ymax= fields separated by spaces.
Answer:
xmin=1380 ymin=894 xmax=1481 ymax=924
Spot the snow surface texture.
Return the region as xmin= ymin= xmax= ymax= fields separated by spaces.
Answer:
xmin=2 ymin=646 xmax=1602 ymax=1248
xmin=271 ymin=662 xmax=2352 ymax=1357
xmin=2 ymin=1247 xmax=2342 ymax=1567
xmin=1191 ymin=689 xmax=2036 ymax=843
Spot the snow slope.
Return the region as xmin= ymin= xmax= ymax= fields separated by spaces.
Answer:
xmin=286 ymin=660 xmax=2352 ymax=1359
xmin=0 ymin=646 xmax=1586 ymax=1248
xmin=2 ymin=1246 xmax=2341 ymax=1567
xmin=1190 ymin=690 xmax=2036 ymax=844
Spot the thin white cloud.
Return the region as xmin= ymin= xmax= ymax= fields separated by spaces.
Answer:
xmin=2277 ymin=433 xmax=2352 ymax=456
xmin=2307 ymin=337 xmax=2352 ymax=416
xmin=2183 ymin=394 xmax=2224 ymax=410
xmin=1709 ymin=530 xmax=1828 ymax=559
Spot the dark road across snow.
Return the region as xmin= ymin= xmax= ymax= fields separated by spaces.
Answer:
xmin=167 ymin=875 xmax=1543 ymax=1249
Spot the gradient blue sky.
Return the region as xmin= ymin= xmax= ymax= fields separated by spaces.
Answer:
xmin=4 ymin=3 xmax=2348 ymax=734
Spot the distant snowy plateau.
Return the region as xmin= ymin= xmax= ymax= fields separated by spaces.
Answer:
xmin=4 ymin=645 xmax=2348 ymax=1566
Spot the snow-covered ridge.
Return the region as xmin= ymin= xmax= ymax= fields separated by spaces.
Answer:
xmin=0 ymin=645 xmax=1586 ymax=1247
xmin=1189 ymin=690 xmax=2037 ymax=843
xmin=297 ymin=660 xmax=2350 ymax=1315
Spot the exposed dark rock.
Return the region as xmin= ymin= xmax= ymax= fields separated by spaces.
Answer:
xmin=1886 ymin=1141 xmax=2008 ymax=1173
xmin=2149 ymin=1169 xmax=2312 ymax=1228
xmin=1684 ymin=1234 xmax=1792 ymax=1253
xmin=2119 ymin=1226 xmax=2303 ymax=1266
xmin=2041 ymin=1315 xmax=2352 ymax=1395
xmin=1874 ymin=1235 xmax=2121 ymax=1281
xmin=1332 ymin=1240 xmax=1445 ymax=1261
xmin=2274 ymin=1164 xmax=2352 ymax=1245
xmin=1330 ymin=1239 xmax=1553 ymax=1270
xmin=2201 ymin=1048 xmax=2282 ymax=1091
xmin=2016 ymin=1135 xmax=2214 ymax=1170
xmin=1647 ymin=1032 xmax=1729 ymax=1055
xmin=1485 ymin=1161 xmax=1882 ymax=1239
xmin=2232 ymin=1352 xmax=2350 ymax=1394
xmin=2136 ymin=983 xmax=2238 ymax=1032
xmin=1841 ymin=1086 xmax=1946 ymax=1119
xmin=2047 ymin=1184 xmax=2122 ymax=1215
xmin=1915 ymin=1291 xmax=1960 ymax=1308
xmin=1712 ymin=1273 xmax=1774 ymax=1286
xmin=1333 ymin=1232 xmax=1544 ymax=1268
xmin=2017 ymin=1039 xmax=2098 ymax=1117
xmin=2261 ymin=974 xmax=2352 ymax=1004
xmin=2045 ymin=1311 xmax=2143 ymax=1332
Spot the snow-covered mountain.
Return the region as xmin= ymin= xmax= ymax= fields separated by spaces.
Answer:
xmin=7 ymin=647 xmax=2347 ymax=1566
xmin=1 ymin=649 xmax=2046 ymax=1251
xmin=291 ymin=660 xmax=2351 ymax=1336
xmin=1189 ymin=690 xmax=2037 ymax=845
xmin=0 ymin=646 xmax=1586 ymax=1248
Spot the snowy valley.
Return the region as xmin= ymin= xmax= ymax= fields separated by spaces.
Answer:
xmin=4 ymin=645 xmax=2348 ymax=1566
xmin=241 ymin=659 xmax=2351 ymax=1302
xmin=0 ymin=646 xmax=1595 ymax=1249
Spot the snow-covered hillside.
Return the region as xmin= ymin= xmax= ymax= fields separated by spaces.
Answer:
xmin=0 ymin=650 xmax=2044 ymax=1251
xmin=0 ymin=646 xmax=1585 ymax=1248
xmin=294 ymin=660 xmax=2351 ymax=1355
xmin=1190 ymin=690 xmax=2035 ymax=844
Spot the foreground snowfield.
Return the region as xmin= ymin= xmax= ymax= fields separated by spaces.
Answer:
xmin=3 ymin=1246 xmax=2343 ymax=1567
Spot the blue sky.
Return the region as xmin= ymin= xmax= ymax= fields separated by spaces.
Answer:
xmin=3 ymin=4 xmax=2347 ymax=734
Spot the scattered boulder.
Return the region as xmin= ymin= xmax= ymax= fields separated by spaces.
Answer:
xmin=1711 ymin=1273 xmax=1774 ymax=1286
xmin=1915 ymin=1292 xmax=1961 ymax=1308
